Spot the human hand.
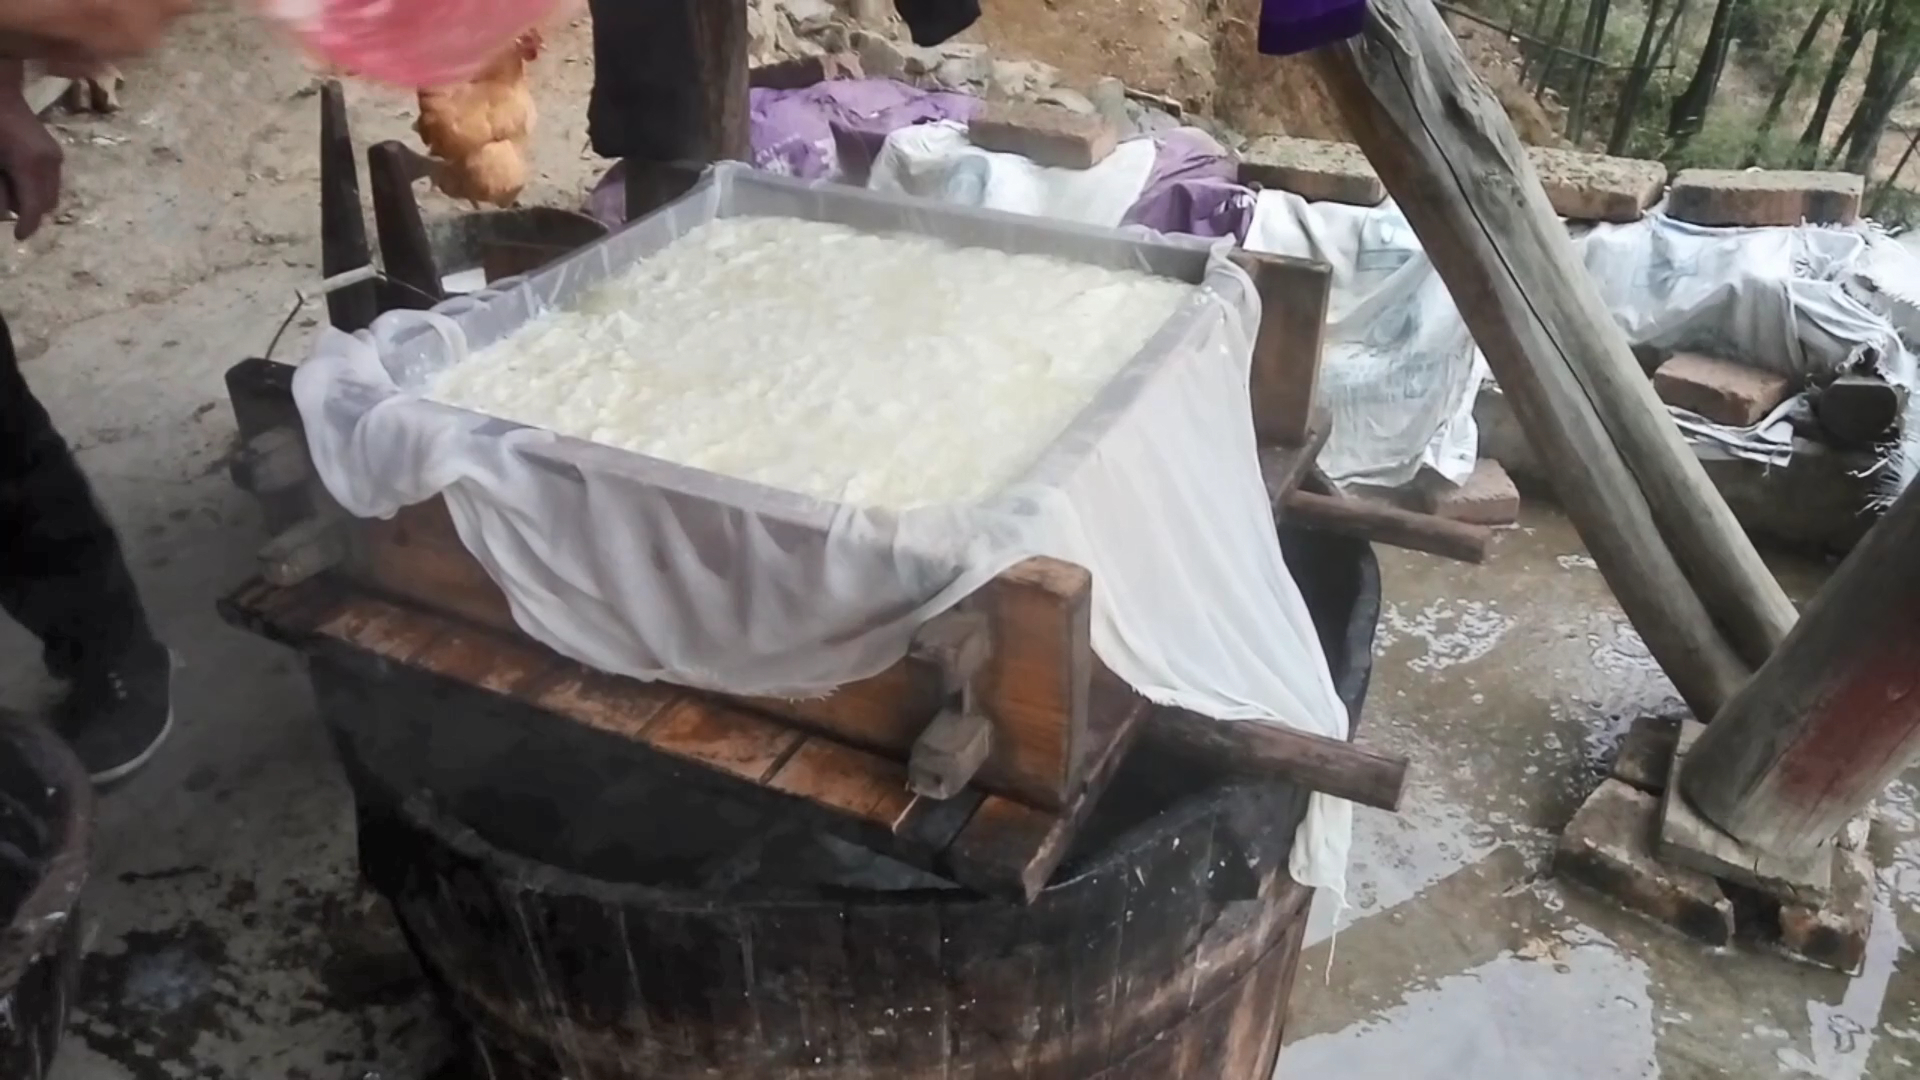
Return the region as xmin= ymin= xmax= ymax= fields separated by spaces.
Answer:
xmin=0 ymin=0 xmax=193 ymax=65
xmin=0 ymin=85 xmax=60 ymax=239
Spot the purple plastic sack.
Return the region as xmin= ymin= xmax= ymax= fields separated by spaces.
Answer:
xmin=1259 ymin=0 xmax=1367 ymax=56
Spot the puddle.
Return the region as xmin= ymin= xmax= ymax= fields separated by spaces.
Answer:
xmin=1376 ymin=599 xmax=1518 ymax=673
xmin=1281 ymin=934 xmax=1659 ymax=1079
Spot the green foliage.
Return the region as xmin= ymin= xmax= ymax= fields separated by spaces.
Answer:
xmin=1450 ymin=0 xmax=1913 ymax=173
xmin=1663 ymin=111 xmax=1807 ymax=167
xmin=1871 ymin=185 xmax=1920 ymax=229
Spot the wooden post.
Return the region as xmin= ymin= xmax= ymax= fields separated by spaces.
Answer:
xmin=1281 ymin=489 xmax=1492 ymax=564
xmin=1230 ymin=251 xmax=1331 ymax=448
xmin=1310 ymin=0 xmax=1796 ymax=717
xmin=1678 ymin=480 xmax=1920 ymax=856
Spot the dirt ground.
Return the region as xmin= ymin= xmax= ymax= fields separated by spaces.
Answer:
xmin=5 ymin=6 xmax=1919 ymax=1080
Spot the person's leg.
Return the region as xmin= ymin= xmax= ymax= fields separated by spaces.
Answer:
xmin=0 ymin=310 xmax=171 ymax=783
xmin=584 ymin=0 xmax=711 ymax=165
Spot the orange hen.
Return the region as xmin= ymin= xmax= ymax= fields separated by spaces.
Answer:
xmin=416 ymin=31 xmax=542 ymax=208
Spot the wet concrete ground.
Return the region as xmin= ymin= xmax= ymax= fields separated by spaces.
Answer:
xmin=1 ymin=12 xmax=1915 ymax=1079
xmin=1283 ymin=518 xmax=1920 ymax=1080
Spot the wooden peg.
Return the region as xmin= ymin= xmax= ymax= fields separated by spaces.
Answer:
xmin=261 ymin=516 xmax=349 ymax=587
xmin=910 ymin=708 xmax=995 ymax=801
xmin=908 ymin=610 xmax=991 ymax=694
xmin=907 ymin=609 xmax=996 ymax=799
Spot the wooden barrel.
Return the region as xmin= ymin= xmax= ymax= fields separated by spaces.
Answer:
xmin=335 ymin=529 xmax=1379 ymax=1079
xmin=0 ymin=711 xmax=94 ymax=1080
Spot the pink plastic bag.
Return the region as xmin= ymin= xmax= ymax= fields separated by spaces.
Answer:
xmin=263 ymin=0 xmax=562 ymax=87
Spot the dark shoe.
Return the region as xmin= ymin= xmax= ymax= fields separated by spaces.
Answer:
xmin=56 ymin=644 xmax=174 ymax=785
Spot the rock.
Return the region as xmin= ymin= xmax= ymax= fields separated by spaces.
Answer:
xmin=969 ymin=0 xmax=1219 ymax=108
xmin=1555 ymin=778 xmax=1735 ymax=946
xmin=1611 ymin=715 xmax=1682 ymax=795
xmin=927 ymin=44 xmax=991 ymax=89
xmin=968 ymin=101 xmax=1119 ymax=170
xmin=1653 ymin=353 xmax=1794 ymax=428
xmin=1035 ymin=87 xmax=1096 ymax=116
xmin=1666 ymin=169 xmax=1863 ymax=228
xmin=1526 ymin=146 xmax=1667 ymax=223
xmin=986 ymin=58 xmax=1058 ymax=101
xmin=1778 ymin=847 xmax=1875 ymax=973
xmin=782 ymin=0 xmax=840 ymax=35
xmin=851 ymin=30 xmax=907 ymax=79
xmin=1431 ymin=459 xmax=1520 ymax=527
xmin=1127 ymin=101 xmax=1183 ymax=136
xmin=1090 ymin=76 xmax=1133 ymax=134
xmin=1237 ymin=136 xmax=1385 ymax=207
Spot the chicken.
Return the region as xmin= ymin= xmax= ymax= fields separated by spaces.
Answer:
xmin=415 ymin=30 xmax=542 ymax=208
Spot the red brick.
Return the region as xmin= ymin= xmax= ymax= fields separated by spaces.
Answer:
xmin=1527 ymin=146 xmax=1667 ymax=223
xmin=1432 ymin=459 xmax=1520 ymax=526
xmin=1666 ymin=169 xmax=1862 ymax=227
xmin=1611 ymin=714 xmax=1682 ymax=795
xmin=968 ymin=102 xmax=1118 ymax=169
xmin=1653 ymin=353 xmax=1793 ymax=428
xmin=1237 ymin=136 xmax=1385 ymax=206
xmin=1555 ymin=779 xmax=1735 ymax=946
xmin=1778 ymin=847 xmax=1874 ymax=973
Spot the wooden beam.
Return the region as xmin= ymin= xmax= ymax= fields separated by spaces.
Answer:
xmin=318 ymin=81 xmax=377 ymax=333
xmin=1311 ymin=0 xmax=1778 ymax=717
xmin=1231 ymin=250 xmax=1331 ymax=448
xmin=366 ymin=141 xmax=442 ymax=311
xmin=1145 ymin=709 xmax=1409 ymax=812
xmin=1282 ymin=489 xmax=1491 ymax=564
xmin=1678 ymin=478 xmax=1920 ymax=857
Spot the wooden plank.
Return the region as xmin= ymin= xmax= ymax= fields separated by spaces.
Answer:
xmin=1312 ymin=1 xmax=1776 ymax=717
xmin=1144 ymin=709 xmax=1408 ymax=812
xmin=642 ymin=698 xmax=804 ymax=784
xmin=533 ymin=667 xmax=682 ymax=744
xmin=977 ymin=558 xmax=1092 ymax=809
xmin=942 ymin=671 xmax=1150 ymax=901
xmin=412 ymin=627 xmax=557 ymax=696
xmin=1258 ymin=407 xmax=1331 ymax=511
xmin=766 ymin=738 xmax=918 ymax=832
xmin=215 ymin=576 xmax=343 ymax=646
xmin=1231 ymin=250 xmax=1330 ymax=448
xmin=1282 ymin=489 xmax=1491 ymax=564
xmin=313 ymin=596 xmax=447 ymax=663
xmin=354 ymin=500 xmax=518 ymax=632
xmin=1678 ymin=476 xmax=1920 ymax=857
xmin=349 ymin=501 xmax=1093 ymax=809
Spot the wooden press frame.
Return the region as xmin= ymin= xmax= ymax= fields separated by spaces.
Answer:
xmin=220 ymin=44 xmax=1336 ymax=900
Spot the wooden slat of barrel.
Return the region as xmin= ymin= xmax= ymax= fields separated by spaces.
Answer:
xmin=356 ymin=762 xmax=1314 ymax=1079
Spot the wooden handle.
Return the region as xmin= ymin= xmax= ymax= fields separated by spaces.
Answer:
xmin=1146 ymin=709 xmax=1408 ymax=812
xmin=1283 ymin=489 xmax=1491 ymax=564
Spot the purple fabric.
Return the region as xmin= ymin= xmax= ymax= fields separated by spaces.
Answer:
xmin=1259 ymin=0 xmax=1367 ymax=56
xmin=583 ymin=79 xmax=976 ymax=227
xmin=754 ymin=79 xmax=977 ymax=182
xmin=1123 ymin=129 xmax=1256 ymax=240
xmin=583 ymin=77 xmax=1258 ymax=242
xmin=1128 ymin=178 xmax=1258 ymax=241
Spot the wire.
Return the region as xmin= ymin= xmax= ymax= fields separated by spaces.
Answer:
xmin=262 ymin=269 xmax=449 ymax=361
